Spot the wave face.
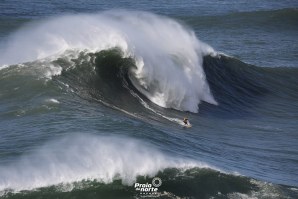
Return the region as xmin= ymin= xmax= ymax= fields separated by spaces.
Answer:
xmin=202 ymin=55 xmax=298 ymax=114
xmin=0 ymin=11 xmax=217 ymax=113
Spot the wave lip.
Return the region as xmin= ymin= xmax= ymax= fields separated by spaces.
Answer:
xmin=0 ymin=10 xmax=217 ymax=112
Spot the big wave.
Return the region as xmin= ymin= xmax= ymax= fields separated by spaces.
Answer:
xmin=0 ymin=10 xmax=217 ymax=113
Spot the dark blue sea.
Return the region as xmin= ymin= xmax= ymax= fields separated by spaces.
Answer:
xmin=0 ymin=1 xmax=298 ymax=198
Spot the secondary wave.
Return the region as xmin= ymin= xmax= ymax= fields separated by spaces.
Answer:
xmin=0 ymin=134 xmax=211 ymax=193
xmin=0 ymin=10 xmax=217 ymax=113
xmin=1 ymin=134 xmax=297 ymax=198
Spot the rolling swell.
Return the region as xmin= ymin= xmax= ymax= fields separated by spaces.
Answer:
xmin=201 ymin=55 xmax=298 ymax=118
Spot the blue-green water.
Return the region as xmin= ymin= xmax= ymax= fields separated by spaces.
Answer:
xmin=0 ymin=1 xmax=298 ymax=198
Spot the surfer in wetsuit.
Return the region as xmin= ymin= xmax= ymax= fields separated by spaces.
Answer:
xmin=183 ymin=118 xmax=189 ymax=125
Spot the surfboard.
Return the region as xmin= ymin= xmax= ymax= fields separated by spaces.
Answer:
xmin=184 ymin=124 xmax=192 ymax=128
xmin=182 ymin=122 xmax=192 ymax=128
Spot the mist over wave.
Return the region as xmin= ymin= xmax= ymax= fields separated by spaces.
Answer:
xmin=1 ymin=133 xmax=295 ymax=198
xmin=0 ymin=10 xmax=217 ymax=113
xmin=0 ymin=134 xmax=208 ymax=193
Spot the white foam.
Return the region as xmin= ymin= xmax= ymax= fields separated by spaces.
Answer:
xmin=43 ymin=64 xmax=62 ymax=79
xmin=0 ymin=65 xmax=9 ymax=70
xmin=0 ymin=11 xmax=217 ymax=112
xmin=0 ymin=134 xmax=213 ymax=192
xmin=45 ymin=98 xmax=60 ymax=104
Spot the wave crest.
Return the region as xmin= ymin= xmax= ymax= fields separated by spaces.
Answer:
xmin=0 ymin=134 xmax=210 ymax=192
xmin=0 ymin=10 xmax=217 ymax=112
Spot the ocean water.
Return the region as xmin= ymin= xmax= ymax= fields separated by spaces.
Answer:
xmin=0 ymin=1 xmax=298 ymax=198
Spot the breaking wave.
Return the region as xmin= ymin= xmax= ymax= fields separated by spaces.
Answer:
xmin=0 ymin=10 xmax=217 ymax=113
xmin=1 ymin=134 xmax=297 ymax=198
xmin=0 ymin=134 xmax=210 ymax=193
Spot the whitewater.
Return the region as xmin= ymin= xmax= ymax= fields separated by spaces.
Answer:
xmin=0 ymin=134 xmax=212 ymax=193
xmin=0 ymin=11 xmax=217 ymax=113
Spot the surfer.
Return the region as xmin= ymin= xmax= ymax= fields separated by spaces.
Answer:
xmin=183 ymin=118 xmax=189 ymax=125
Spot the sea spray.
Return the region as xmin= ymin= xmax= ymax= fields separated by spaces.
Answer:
xmin=0 ymin=11 xmax=217 ymax=112
xmin=0 ymin=134 xmax=212 ymax=192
